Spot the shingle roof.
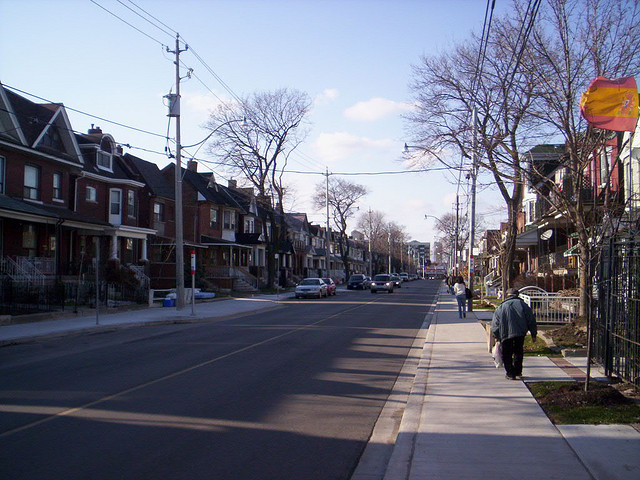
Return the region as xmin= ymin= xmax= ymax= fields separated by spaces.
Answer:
xmin=125 ymin=154 xmax=175 ymax=199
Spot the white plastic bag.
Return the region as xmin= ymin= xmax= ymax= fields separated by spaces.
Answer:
xmin=492 ymin=342 xmax=503 ymax=368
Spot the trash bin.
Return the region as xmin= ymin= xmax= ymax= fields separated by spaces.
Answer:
xmin=162 ymin=298 xmax=175 ymax=307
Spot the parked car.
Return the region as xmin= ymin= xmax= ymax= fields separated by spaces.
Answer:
xmin=322 ymin=278 xmax=337 ymax=296
xmin=347 ymin=274 xmax=367 ymax=290
xmin=409 ymin=273 xmax=418 ymax=281
xmin=370 ymin=274 xmax=394 ymax=293
xmin=399 ymin=273 xmax=409 ymax=282
xmin=363 ymin=276 xmax=372 ymax=289
xmin=390 ymin=274 xmax=403 ymax=288
xmin=295 ymin=278 xmax=328 ymax=298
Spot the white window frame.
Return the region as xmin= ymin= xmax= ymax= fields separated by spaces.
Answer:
xmin=209 ymin=207 xmax=218 ymax=228
xmin=96 ymin=150 xmax=113 ymax=171
xmin=86 ymin=185 xmax=97 ymax=202
xmin=127 ymin=190 xmax=136 ymax=218
xmin=53 ymin=172 xmax=62 ymax=201
xmin=109 ymin=188 xmax=122 ymax=224
xmin=244 ymin=217 xmax=255 ymax=234
xmin=23 ymin=164 xmax=40 ymax=200
xmin=154 ymin=202 xmax=165 ymax=222
xmin=223 ymin=210 xmax=236 ymax=230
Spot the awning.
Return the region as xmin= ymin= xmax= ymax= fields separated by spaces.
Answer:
xmin=564 ymin=244 xmax=580 ymax=257
xmin=515 ymin=228 xmax=538 ymax=247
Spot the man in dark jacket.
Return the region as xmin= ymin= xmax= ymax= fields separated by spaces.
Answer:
xmin=491 ymin=288 xmax=537 ymax=380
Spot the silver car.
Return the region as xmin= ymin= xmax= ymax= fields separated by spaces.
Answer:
xmin=295 ymin=278 xmax=328 ymax=298
xmin=370 ymin=274 xmax=394 ymax=293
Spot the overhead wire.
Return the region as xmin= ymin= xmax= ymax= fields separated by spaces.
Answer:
xmin=115 ymin=0 xmax=175 ymax=39
xmin=124 ymin=0 xmax=178 ymax=36
xmin=89 ymin=0 xmax=168 ymax=48
xmin=1 ymin=84 xmax=168 ymax=140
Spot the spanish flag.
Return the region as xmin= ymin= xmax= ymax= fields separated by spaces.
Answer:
xmin=580 ymin=76 xmax=638 ymax=132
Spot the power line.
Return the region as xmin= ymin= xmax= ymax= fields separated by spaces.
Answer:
xmin=2 ymin=84 xmax=168 ymax=140
xmin=125 ymin=0 xmax=178 ymax=36
xmin=89 ymin=0 xmax=168 ymax=47
xmin=115 ymin=0 xmax=175 ymax=39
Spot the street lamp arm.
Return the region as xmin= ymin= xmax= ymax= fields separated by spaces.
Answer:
xmin=182 ymin=117 xmax=247 ymax=148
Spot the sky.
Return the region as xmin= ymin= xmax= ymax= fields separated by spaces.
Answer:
xmin=0 ymin=0 xmax=509 ymax=247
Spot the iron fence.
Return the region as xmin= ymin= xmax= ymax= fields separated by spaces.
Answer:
xmin=593 ymin=235 xmax=640 ymax=387
xmin=0 ymin=279 xmax=148 ymax=316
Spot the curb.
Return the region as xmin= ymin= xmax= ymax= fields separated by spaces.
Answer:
xmin=0 ymin=302 xmax=285 ymax=347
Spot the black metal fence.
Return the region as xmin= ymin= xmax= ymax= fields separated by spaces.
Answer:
xmin=593 ymin=235 xmax=640 ymax=387
xmin=0 ymin=279 xmax=148 ymax=316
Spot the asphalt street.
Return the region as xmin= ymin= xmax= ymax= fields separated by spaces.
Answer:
xmin=0 ymin=279 xmax=439 ymax=480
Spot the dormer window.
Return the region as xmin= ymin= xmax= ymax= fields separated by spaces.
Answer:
xmin=96 ymin=151 xmax=112 ymax=171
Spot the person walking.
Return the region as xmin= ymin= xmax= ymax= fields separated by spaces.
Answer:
xmin=490 ymin=288 xmax=537 ymax=380
xmin=453 ymin=276 xmax=467 ymax=318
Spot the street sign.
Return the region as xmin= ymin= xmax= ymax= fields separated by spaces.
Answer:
xmin=190 ymin=250 xmax=196 ymax=275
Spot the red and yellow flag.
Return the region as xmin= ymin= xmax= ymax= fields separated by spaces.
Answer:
xmin=580 ymin=76 xmax=638 ymax=132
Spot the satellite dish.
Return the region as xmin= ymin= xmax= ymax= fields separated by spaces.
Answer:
xmin=540 ymin=229 xmax=553 ymax=241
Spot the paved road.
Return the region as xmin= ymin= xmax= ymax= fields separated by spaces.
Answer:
xmin=0 ymin=279 xmax=439 ymax=480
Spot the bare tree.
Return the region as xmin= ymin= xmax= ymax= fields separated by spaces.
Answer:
xmin=356 ymin=209 xmax=388 ymax=274
xmin=313 ymin=177 xmax=368 ymax=278
xmin=205 ymin=88 xmax=312 ymax=286
xmin=405 ymin=11 xmax=541 ymax=295
xmin=523 ymin=0 xmax=640 ymax=315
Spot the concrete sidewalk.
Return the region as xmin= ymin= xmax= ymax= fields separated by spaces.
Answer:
xmin=381 ymin=285 xmax=640 ymax=480
xmin=0 ymin=293 xmax=286 ymax=345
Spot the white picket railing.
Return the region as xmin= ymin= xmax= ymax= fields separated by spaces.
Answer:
xmin=520 ymin=292 xmax=580 ymax=324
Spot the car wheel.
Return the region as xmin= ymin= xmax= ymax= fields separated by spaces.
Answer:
xmin=371 ymin=290 xmax=377 ymax=294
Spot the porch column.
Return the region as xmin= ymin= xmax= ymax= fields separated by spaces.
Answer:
xmin=110 ymin=233 xmax=118 ymax=260
xmin=140 ymin=238 xmax=148 ymax=262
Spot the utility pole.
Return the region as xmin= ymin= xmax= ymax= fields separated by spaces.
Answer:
xmin=167 ymin=34 xmax=189 ymax=310
xmin=468 ymin=107 xmax=478 ymax=311
xmin=454 ymin=194 xmax=460 ymax=276
xmin=325 ymin=167 xmax=330 ymax=278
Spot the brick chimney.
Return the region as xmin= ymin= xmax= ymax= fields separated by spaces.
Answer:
xmin=187 ymin=160 xmax=198 ymax=172
xmin=228 ymin=179 xmax=237 ymax=189
xmin=88 ymin=124 xmax=102 ymax=135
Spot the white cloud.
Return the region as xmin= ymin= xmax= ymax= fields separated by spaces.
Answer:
xmin=312 ymin=131 xmax=395 ymax=163
xmin=314 ymin=88 xmax=339 ymax=106
xmin=344 ymin=97 xmax=414 ymax=122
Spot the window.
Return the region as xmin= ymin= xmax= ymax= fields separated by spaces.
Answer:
xmin=23 ymin=165 xmax=40 ymax=200
xmin=0 ymin=156 xmax=4 ymax=194
xmin=209 ymin=207 xmax=218 ymax=227
xmin=22 ymin=224 xmax=37 ymax=254
xmin=53 ymin=173 xmax=62 ymax=200
xmin=223 ymin=210 xmax=236 ymax=230
xmin=96 ymin=151 xmax=112 ymax=170
xmin=110 ymin=189 xmax=122 ymax=215
xmin=127 ymin=190 xmax=136 ymax=217
xmin=154 ymin=202 xmax=165 ymax=222
xmin=40 ymin=124 xmax=63 ymax=151
xmin=244 ymin=218 xmax=254 ymax=234
xmin=86 ymin=185 xmax=97 ymax=202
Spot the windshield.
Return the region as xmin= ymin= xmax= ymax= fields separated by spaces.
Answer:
xmin=374 ymin=275 xmax=390 ymax=281
xmin=322 ymin=279 xmax=332 ymax=284
xmin=349 ymin=275 xmax=364 ymax=281
xmin=300 ymin=279 xmax=321 ymax=286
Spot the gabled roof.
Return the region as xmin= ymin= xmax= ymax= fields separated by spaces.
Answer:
xmin=178 ymin=168 xmax=245 ymax=211
xmin=125 ymin=154 xmax=175 ymax=200
xmin=0 ymin=84 xmax=83 ymax=165
xmin=285 ymin=212 xmax=310 ymax=232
